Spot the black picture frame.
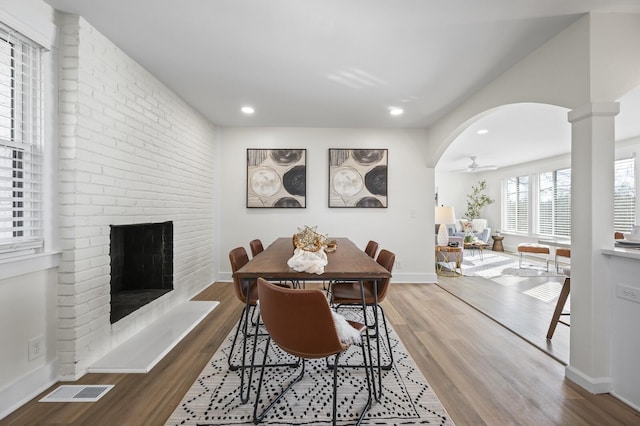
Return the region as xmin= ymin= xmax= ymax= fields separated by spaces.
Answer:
xmin=246 ymin=149 xmax=306 ymax=208
xmin=328 ymin=149 xmax=388 ymax=208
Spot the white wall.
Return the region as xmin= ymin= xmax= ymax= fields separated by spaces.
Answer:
xmin=434 ymin=171 xmax=499 ymax=232
xmin=219 ymin=127 xmax=436 ymax=283
xmin=0 ymin=0 xmax=60 ymax=420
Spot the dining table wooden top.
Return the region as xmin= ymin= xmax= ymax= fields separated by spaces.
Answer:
xmin=234 ymin=237 xmax=391 ymax=281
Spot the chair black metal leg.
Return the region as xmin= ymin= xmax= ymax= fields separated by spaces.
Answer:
xmin=253 ymin=341 xmax=305 ymax=424
xmin=237 ymin=297 xmax=253 ymax=403
xmin=331 ymin=352 xmax=339 ymax=426
xmin=227 ymin=306 xmax=247 ymax=371
xmin=377 ymin=305 xmax=394 ymax=370
xmin=332 ymin=304 xmax=394 ymax=369
xmin=356 ymin=337 xmax=373 ymax=426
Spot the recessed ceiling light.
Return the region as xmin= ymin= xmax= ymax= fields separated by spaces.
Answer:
xmin=241 ymin=106 xmax=255 ymax=114
xmin=389 ymin=107 xmax=404 ymax=116
xmin=477 ymin=129 xmax=488 ymax=135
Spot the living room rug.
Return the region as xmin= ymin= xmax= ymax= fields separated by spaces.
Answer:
xmin=462 ymin=251 xmax=563 ymax=278
xmin=165 ymin=310 xmax=454 ymax=426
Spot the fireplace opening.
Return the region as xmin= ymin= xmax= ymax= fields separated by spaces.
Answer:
xmin=109 ymin=221 xmax=173 ymax=323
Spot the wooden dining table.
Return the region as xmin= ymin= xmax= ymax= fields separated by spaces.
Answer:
xmin=234 ymin=236 xmax=391 ymax=400
xmin=234 ymin=237 xmax=390 ymax=282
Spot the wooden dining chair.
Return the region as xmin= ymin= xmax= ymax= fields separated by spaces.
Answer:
xmin=331 ymin=249 xmax=396 ymax=370
xmin=249 ymin=239 xmax=264 ymax=257
xmin=547 ymin=267 xmax=571 ymax=339
xmin=555 ymin=247 xmax=571 ymax=273
xmin=364 ymin=240 xmax=379 ymax=258
xmin=253 ymin=278 xmax=372 ymax=425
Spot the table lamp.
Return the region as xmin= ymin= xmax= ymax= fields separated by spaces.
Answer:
xmin=435 ymin=206 xmax=456 ymax=246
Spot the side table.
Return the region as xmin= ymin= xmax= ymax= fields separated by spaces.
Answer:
xmin=435 ymin=246 xmax=462 ymax=276
xmin=464 ymin=242 xmax=490 ymax=260
xmin=491 ymin=235 xmax=504 ymax=252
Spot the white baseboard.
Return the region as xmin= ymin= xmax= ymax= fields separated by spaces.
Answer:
xmin=565 ymin=365 xmax=612 ymax=394
xmin=0 ymin=360 xmax=58 ymax=421
xmin=610 ymin=391 xmax=640 ymax=413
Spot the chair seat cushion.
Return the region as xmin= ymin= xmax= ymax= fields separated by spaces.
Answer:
xmin=517 ymin=243 xmax=550 ymax=254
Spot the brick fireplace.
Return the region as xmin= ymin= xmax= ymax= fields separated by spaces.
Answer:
xmin=56 ymin=15 xmax=217 ymax=380
xmin=109 ymin=222 xmax=174 ymax=323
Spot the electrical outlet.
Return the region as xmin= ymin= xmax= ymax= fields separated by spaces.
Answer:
xmin=395 ymin=260 xmax=402 ymax=270
xmin=616 ymin=283 xmax=640 ymax=304
xmin=28 ymin=336 xmax=45 ymax=361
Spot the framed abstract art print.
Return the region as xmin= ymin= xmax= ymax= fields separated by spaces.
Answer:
xmin=328 ymin=149 xmax=387 ymax=208
xmin=246 ymin=149 xmax=306 ymax=208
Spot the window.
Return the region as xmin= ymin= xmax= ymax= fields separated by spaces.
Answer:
xmin=504 ymin=175 xmax=529 ymax=233
xmin=538 ymin=168 xmax=571 ymax=237
xmin=0 ymin=24 xmax=43 ymax=254
xmin=614 ymin=158 xmax=635 ymax=233
xmin=503 ymin=159 xmax=635 ymax=238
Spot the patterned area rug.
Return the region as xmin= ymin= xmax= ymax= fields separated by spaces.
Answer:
xmin=462 ymin=251 xmax=563 ymax=278
xmin=166 ymin=309 xmax=454 ymax=425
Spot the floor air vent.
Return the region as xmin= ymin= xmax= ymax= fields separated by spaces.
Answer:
xmin=39 ymin=385 xmax=114 ymax=402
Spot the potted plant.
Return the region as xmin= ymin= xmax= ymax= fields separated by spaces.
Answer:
xmin=465 ymin=179 xmax=494 ymax=220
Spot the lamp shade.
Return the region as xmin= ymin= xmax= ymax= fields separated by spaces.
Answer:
xmin=435 ymin=206 xmax=456 ymax=247
xmin=435 ymin=206 xmax=456 ymax=225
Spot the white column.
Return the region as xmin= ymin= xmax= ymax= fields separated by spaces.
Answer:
xmin=566 ymin=102 xmax=619 ymax=393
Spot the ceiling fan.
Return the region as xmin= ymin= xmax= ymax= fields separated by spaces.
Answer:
xmin=455 ymin=156 xmax=498 ymax=173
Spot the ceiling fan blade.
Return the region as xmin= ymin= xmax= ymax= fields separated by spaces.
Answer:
xmin=450 ymin=156 xmax=498 ymax=172
xmin=451 ymin=164 xmax=498 ymax=173
xmin=475 ymin=165 xmax=498 ymax=171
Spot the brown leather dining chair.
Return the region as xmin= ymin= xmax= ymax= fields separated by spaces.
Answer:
xmin=228 ymin=247 xmax=296 ymax=403
xmin=253 ymin=278 xmax=372 ymax=426
xmin=325 ymin=240 xmax=379 ymax=296
xmin=331 ymin=249 xmax=396 ymax=370
xmin=227 ymin=246 xmax=258 ymax=402
xmin=364 ymin=240 xmax=379 ymax=258
xmin=249 ymin=239 xmax=264 ymax=257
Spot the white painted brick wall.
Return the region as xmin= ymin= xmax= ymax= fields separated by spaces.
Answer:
xmin=57 ymin=14 xmax=217 ymax=380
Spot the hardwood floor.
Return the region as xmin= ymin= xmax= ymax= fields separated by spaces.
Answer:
xmin=2 ymin=281 xmax=639 ymax=425
xmin=436 ymin=273 xmax=570 ymax=364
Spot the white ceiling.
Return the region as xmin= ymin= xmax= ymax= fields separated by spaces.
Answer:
xmin=43 ymin=0 xmax=640 ymax=170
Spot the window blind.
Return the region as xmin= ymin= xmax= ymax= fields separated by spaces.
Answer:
xmin=504 ymin=175 xmax=528 ymax=233
xmin=614 ymin=157 xmax=635 ymax=233
xmin=0 ymin=23 xmax=43 ymax=253
xmin=538 ymin=168 xmax=571 ymax=237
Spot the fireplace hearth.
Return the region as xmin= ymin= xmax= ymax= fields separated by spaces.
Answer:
xmin=110 ymin=221 xmax=174 ymax=323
